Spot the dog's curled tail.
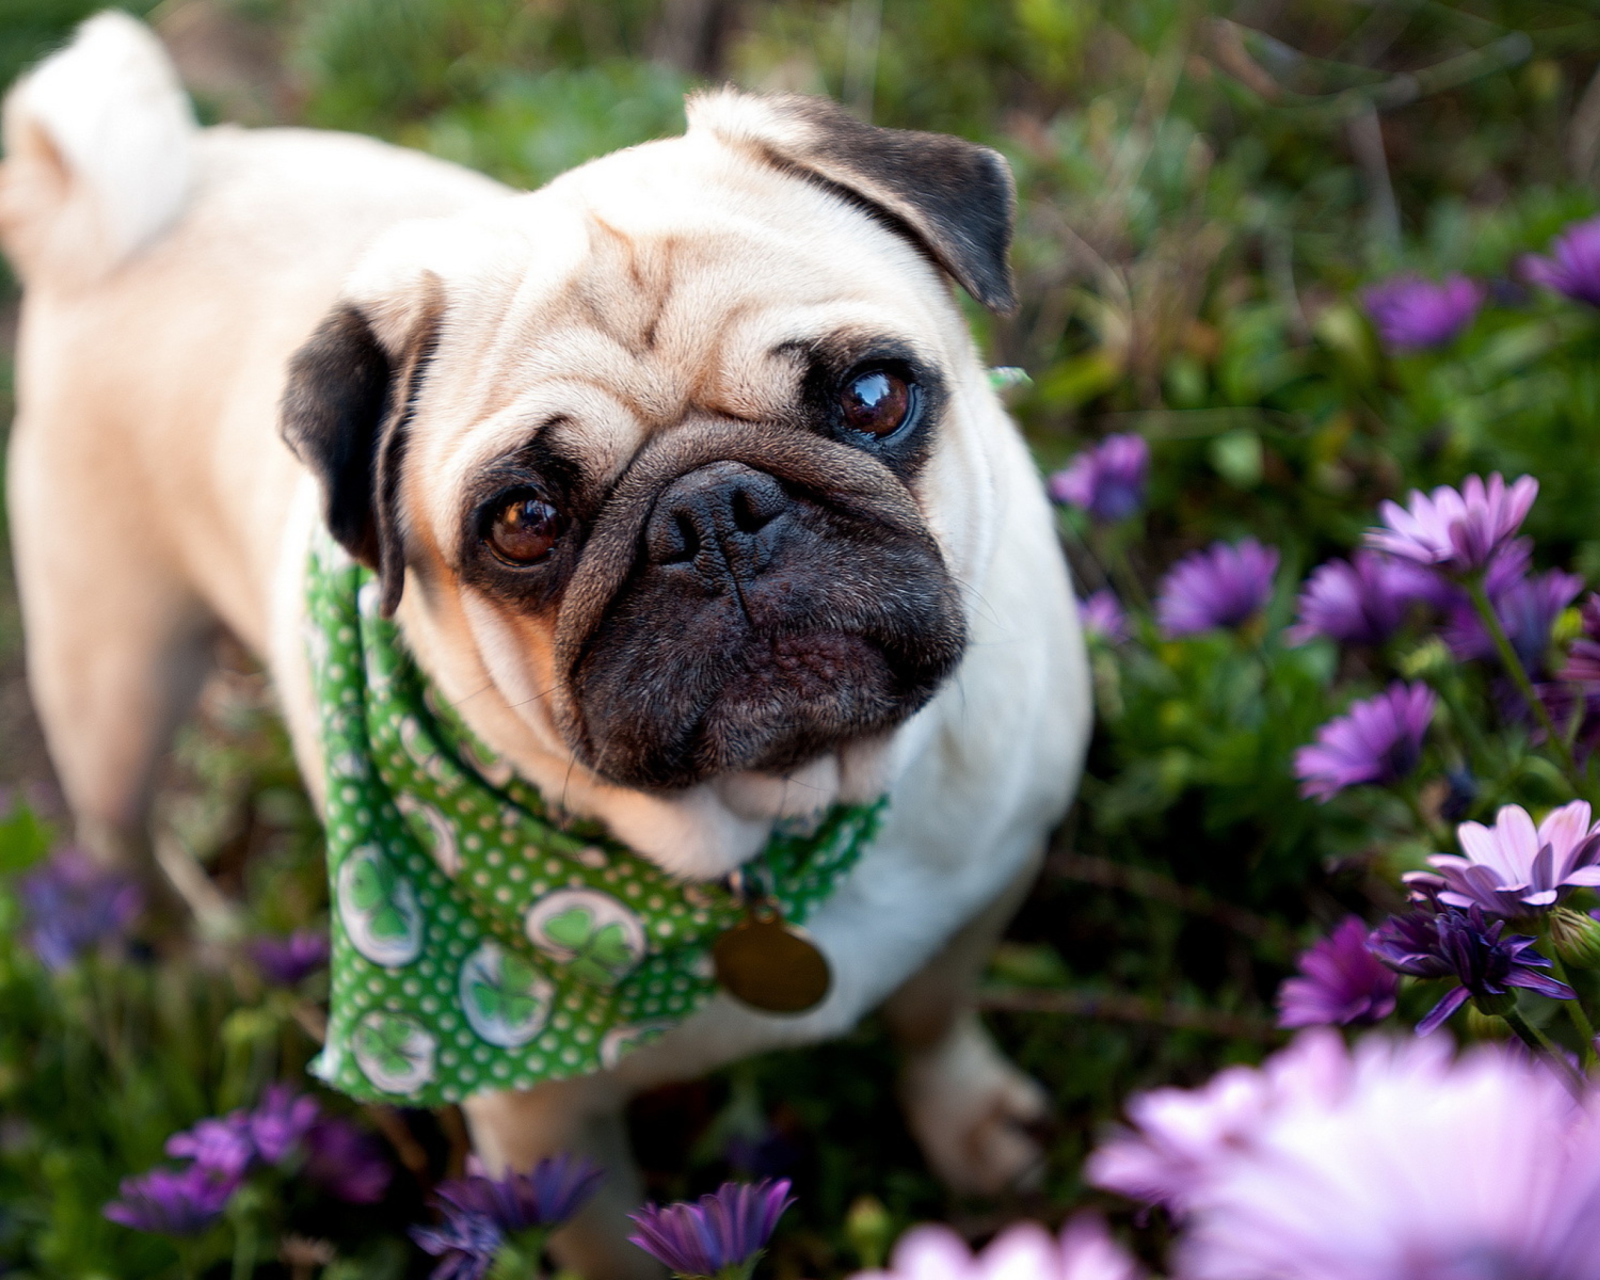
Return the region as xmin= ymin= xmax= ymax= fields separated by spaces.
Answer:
xmin=0 ymin=11 xmax=194 ymax=288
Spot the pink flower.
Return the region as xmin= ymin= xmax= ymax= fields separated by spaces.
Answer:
xmin=1086 ymin=1031 xmax=1350 ymax=1214
xmin=1419 ymin=800 xmax=1600 ymax=915
xmin=1365 ymin=473 xmax=1538 ymax=576
xmin=853 ymin=1217 xmax=1141 ymax=1280
xmin=1171 ymin=1035 xmax=1600 ymax=1280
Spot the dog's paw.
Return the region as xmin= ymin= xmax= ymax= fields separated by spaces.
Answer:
xmin=899 ymin=1017 xmax=1050 ymax=1195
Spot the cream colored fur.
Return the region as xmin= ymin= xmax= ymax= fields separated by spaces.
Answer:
xmin=2 ymin=16 xmax=1090 ymax=1275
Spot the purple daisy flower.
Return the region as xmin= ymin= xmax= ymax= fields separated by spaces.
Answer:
xmin=411 ymin=1210 xmax=504 ymax=1280
xmin=103 ymin=1164 xmax=237 ymax=1236
xmin=1521 ymin=215 xmax=1600 ymax=306
xmin=16 ymin=846 xmax=142 ymax=971
xmin=1442 ymin=567 xmax=1582 ymax=675
xmin=1293 ymin=681 xmax=1435 ymax=803
xmin=1560 ymin=593 xmax=1600 ymax=684
xmin=165 ymin=1114 xmax=255 ymax=1181
xmin=248 ymin=1084 xmax=319 ymax=1165
xmin=1365 ymin=473 xmax=1539 ymax=576
xmin=1276 ymin=917 xmax=1398 ymax=1029
xmin=1368 ymin=902 xmax=1574 ymax=1035
xmin=1048 ymin=433 xmax=1150 ymax=522
xmin=1412 ymin=800 xmax=1600 ymax=916
xmin=1287 ymin=551 xmax=1441 ymax=647
xmin=1079 ymin=590 xmax=1130 ymax=645
xmin=303 ymin=1117 xmax=392 ymax=1204
xmin=248 ymin=929 xmax=330 ymax=987
xmin=628 ymin=1178 xmax=794 ymax=1279
xmin=436 ymin=1153 xmax=604 ymax=1233
xmin=1361 ymin=273 xmax=1484 ymax=351
xmin=1156 ymin=539 xmax=1279 ymax=637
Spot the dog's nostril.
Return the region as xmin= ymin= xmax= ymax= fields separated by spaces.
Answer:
xmin=673 ymin=512 xmax=701 ymax=559
xmin=731 ymin=484 xmax=778 ymax=534
xmin=647 ymin=464 xmax=789 ymax=569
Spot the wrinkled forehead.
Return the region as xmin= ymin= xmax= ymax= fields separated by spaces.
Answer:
xmin=401 ymin=136 xmax=970 ymax=503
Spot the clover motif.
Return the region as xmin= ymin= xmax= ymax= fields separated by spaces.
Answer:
xmin=337 ymin=846 xmax=424 ymax=966
xmin=458 ymin=940 xmax=552 ymax=1047
xmin=395 ymin=794 xmax=463 ymax=878
xmin=525 ymin=889 xmax=646 ymax=988
xmin=351 ymin=1010 xmax=435 ymax=1094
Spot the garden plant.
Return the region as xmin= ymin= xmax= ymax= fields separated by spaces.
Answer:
xmin=13 ymin=0 xmax=1600 ymax=1277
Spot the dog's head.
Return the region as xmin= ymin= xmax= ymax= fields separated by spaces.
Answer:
xmin=281 ymin=91 xmax=1015 ymax=810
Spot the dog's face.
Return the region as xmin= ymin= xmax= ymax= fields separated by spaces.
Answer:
xmin=282 ymin=92 xmax=1017 ymax=800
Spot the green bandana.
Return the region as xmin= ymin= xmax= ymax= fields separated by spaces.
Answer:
xmin=303 ymin=534 xmax=883 ymax=1106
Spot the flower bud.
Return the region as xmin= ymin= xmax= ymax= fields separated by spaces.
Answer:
xmin=1397 ymin=637 xmax=1453 ymax=681
xmin=846 ymin=1195 xmax=893 ymax=1271
xmin=1549 ymin=906 xmax=1600 ymax=970
xmin=1463 ymin=1005 xmax=1512 ymax=1040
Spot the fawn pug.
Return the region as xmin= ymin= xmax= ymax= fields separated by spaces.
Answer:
xmin=0 ymin=14 xmax=1088 ymax=1275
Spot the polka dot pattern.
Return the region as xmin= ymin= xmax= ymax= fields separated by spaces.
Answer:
xmin=303 ymin=534 xmax=884 ymax=1107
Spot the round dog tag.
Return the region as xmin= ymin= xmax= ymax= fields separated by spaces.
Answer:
xmin=713 ymin=905 xmax=831 ymax=1014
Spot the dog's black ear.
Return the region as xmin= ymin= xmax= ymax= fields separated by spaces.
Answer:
xmin=279 ymin=279 xmax=444 ymax=616
xmin=688 ymin=91 xmax=1017 ymax=314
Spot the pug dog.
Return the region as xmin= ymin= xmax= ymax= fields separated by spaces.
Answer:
xmin=1 ymin=13 xmax=1089 ymax=1275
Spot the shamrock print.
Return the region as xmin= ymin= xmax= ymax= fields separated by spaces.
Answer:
xmin=458 ymin=940 xmax=552 ymax=1047
xmin=395 ymin=794 xmax=463 ymax=878
xmin=337 ymin=846 xmax=423 ymax=966
xmin=525 ymin=890 xmax=646 ymax=988
xmin=351 ymin=1010 xmax=436 ymax=1094
xmin=601 ymin=1020 xmax=675 ymax=1069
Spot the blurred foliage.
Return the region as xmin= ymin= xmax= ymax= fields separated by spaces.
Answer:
xmin=9 ymin=0 xmax=1600 ymax=1275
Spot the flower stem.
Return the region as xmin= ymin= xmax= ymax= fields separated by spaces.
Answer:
xmin=231 ymin=1215 xmax=257 ymax=1280
xmin=1431 ymin=671 xmax=1494 ymax=777
xmin=1504 ymin=1006 xmax=1588 ymax=1095
xmin=1093 ymin=525 xmax=1152 ymax=615
xmin=1400 ymin=784 xmax=1447 ymax=846
xmin=1465 ymin=577 xmax=1589 ymax=798
xmin=1544 ymin=950 xmax=1598 ymax=1070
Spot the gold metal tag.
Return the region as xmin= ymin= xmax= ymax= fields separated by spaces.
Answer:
xmin=712 ymin=904 xmax=831 ymax=1015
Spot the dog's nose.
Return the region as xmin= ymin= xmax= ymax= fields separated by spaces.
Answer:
xmin=646 ymin=462 xmax=790 ymax=581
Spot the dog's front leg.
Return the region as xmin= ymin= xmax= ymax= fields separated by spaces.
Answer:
xmin=881 ymin=852 xmax=1050 ymax=1196
xmin=462 ymin=1075 xmax=663 ymax=1280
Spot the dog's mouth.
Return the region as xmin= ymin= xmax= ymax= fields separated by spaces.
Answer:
xmin=553 ymin=435 xmax=967 ymax=791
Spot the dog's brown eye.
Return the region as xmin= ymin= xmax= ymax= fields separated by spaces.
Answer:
xmin=841 ymin=369 xmax=912 ymax=438
xmin=487 ymin=492 xmax=565 ymax=565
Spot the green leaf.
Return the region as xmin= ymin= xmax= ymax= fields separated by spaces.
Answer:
xmin=0 ymin=805 xmax=52 ymax=875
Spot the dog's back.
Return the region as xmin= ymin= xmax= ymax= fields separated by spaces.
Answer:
xmin=0 ymin=12 xmax=193 ymax=290
xmin=1 ymin=16 xmax=504 ymax=641
xmin=1 ymin=17 xmax=505 ymax=866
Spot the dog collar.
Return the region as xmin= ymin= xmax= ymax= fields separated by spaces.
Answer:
xmin=302 ymin=534 xmax=883 ymax=1106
